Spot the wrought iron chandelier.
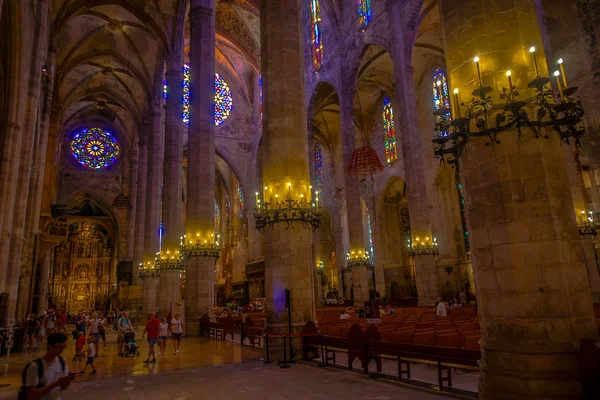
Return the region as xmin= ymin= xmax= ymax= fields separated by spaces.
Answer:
xmin=407 ymin=237 xmax=439 ymax=257
xmin=155 ymin=250 xmax=185 ymax=270
xmin=179 ymin=234 xmax=221 ymax=259
xmin=253 ymin=184 xmax=321 ymax=232
xmin=432 ymin=52 xmax=585 ymax=165
xmin=346 ymin=250 xmax=373 ymax=268
xmin=138 ymin=262 xmax=159 ymax=279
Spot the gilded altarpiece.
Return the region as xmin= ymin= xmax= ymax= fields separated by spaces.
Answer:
xmin=50 ymin=221 xmax=115 ymax=312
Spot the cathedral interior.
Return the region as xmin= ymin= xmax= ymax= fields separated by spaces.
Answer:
xmin=1 ymin=0 xmax=600 ymax=398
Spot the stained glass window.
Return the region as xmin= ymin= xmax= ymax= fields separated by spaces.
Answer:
xmin=259 ymin=76 xmax=263 ymax=120
xmin=367 ymin=213 xmax=374 ymax=264
xmin=358 ymin=0 xmax=372 ymax=27
xmin=181 ymin=65 xmax=233 ymax=126
xmin=225 ymin=194 xmax=231 ymax=221
xmin=432 ymin=67 xmax=450 ymax=110
xmin=382 ymin=98 xmax=397 ymax=164
xmin=315 ymin=142 xmax=324 ymax=187
xmin=70 ymin=127 xmax=120 ymax=169
xmin=237 ymin=186 xmax=245 ymax=218
xmin=310 ymin=0 xmax=323 ymax=70
xmin=214 ymin=200 xmax=221 ymax=237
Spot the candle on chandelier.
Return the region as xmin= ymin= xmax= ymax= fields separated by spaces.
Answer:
xmin=529 ymin=46 xmax=539 ymax=77
xmin=287 ymin=182 xmax=291 ymax=197
xmin=474 ymin=56 xmax=483 ymax=86
xmin=255 ymin=192 xmax=259 ymax=204
xmin=558 ymin=58 xmax=568 ymax=88
xmin=453 ymin=88 xmax=461 ymax=118
xmin=309 ymin=185 xmax=312 ymax=202
xmin=506 ymin=70 xmax=514 ymax=99
xmin=263 ymin=186 xmax=268 ymax=202
xmin=554 ymin=70 xmax=564 ymax=99
xmin=315 ymin=191 xmax=319 ymax=210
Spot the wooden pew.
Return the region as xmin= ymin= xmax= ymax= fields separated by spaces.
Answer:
xmin=240 ymin=317 xmax=263 ymax=347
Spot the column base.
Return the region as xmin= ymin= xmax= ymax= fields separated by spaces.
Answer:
xmin=478 ymin=344 xmax=584 ymax=399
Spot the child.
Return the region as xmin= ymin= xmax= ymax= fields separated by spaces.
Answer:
xmin=158 ymin=317 xmax=169 ymax=356
xmin=79 ymin=337 xmax=97 ymax=375
xmin=73 ymin=331 xmax=86 ymax=363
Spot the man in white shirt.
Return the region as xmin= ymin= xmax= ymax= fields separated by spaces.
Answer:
xmin=23 ymin=332 xmax=74 ymax=400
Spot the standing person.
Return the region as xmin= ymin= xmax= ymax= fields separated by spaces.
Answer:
xmin=88 ymin=313 xmax=101 ymax=357
xmin=158 ymin=318 xmax=169 ymax=356
xmin=73 ymin=332 xmax=86 ymax=364
xmin=78 ymin=337 xmax=97 ymax=375
xmin=99 ymin=314 xmax=107 ymax=347
xmin=37 ymin=314 xmax=47 ymax=343
xmin=170 ymin=313 xmax=184 ymax=355
xmin=75 ymin=312 xmax=86 ymax=336
xmin=459 ymin=290 xmax=467 ymax=305
xmin=46 ymin=312 xmax=56 ymax=335
xmin=59 ymin=311 xmax=68 ymax=334
xmin=26 ymin=315 xmax=39 ymax=349
xmin=20 ymin=332 xmax=74 ymax=400
xmin=141 ymin=312 xmax=159 ymax=363
xmin=112 ymin=308 xmax=121 ymax=332
xmin=117 ymin=311 xmax=131 ymax=356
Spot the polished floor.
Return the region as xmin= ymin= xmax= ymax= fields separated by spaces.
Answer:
xmin=0 ymin=329 xmax=457 ymax=399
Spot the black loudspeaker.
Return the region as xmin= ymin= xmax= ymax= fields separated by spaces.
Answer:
xmin=0 ymin=293 xmax=9 ymax=327
xmin=116 ymin=261 xmax=133 ymax=285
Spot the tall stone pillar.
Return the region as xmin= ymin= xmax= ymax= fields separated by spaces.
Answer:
xmin=386 ymin=0 xmax=440 ymax=306
xmin=141 ymin=108 xmax=163 ymax=314
xmin=261 ymin=0 xmax=315 ymax=358
xmin=132 ymin=134 xmax=148 ymax=286
xmin=38 ymin=240 xmax=58 ymax=312
xmin=158 ymin=66 xmax=184 ymax=318
xmin=184 ymin=0 xmax=217 ymax=334
xmin=339 ymin=88 xmax=371 ymax=303
xmin=439 ymin=0 xmax=598 ymax=398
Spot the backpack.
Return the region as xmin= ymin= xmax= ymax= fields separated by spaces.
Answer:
xmin=18 ymin=356 xmax=66 ymax=400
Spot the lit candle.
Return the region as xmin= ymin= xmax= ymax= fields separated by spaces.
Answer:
xmin=554 ymin=70 xmax=564 ymax=99
xmin=474 ymin=56 xmax=482 ymax=86
xmin=315 ymin=191 xmax=319 ymax=210
xmin=529 ymin=46 xmax=539 ymax=77
xmin=309 ymin=185 xmax=312 ymax=202
xmin=453 ymin=88 xmax=461 ymax=118
xmin=436 ymin=79 xmax=442 ymax=105
xmin=287 ymin=182 xmax=291 ymax=197
xmin=263 ymin=186 xmax=267 ymax=202
xmin=558 ymin=58 xmax=568 ymax=88
xmin=255 ymin=191 xmax=259 ymax=204
xmin=506 ymin=70 xmax=514 ymax=99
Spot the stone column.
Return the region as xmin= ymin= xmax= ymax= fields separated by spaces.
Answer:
xmin=141 ymin=108 xmax=163 ymax=314
xmin=37 ymin=240 xmax=58 ymax=312
xmin=158 ymin=66 xmax=184 ymax=318
xmin=339 ymin=89 xmax=371 ymax=303
xmin=439 ymin=0 xmax=598 ymax=398
xmin=184 ymin=0 xmax=217 ymax=334
xmin=386 ymin=0 xmax=440 ymax=306
xmin=132 ymin=134 xmax=148 ymax=286
xmin=260 ymin=0 xmax=315 ymax=358
xmin=581 ymin=239 xmax=600 ymax=303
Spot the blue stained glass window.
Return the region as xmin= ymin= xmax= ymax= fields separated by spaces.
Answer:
xmin=315 ymin=142 xmax=324 ymax=187
xmin=432 ymin=67 xmax=450 ymax=111
xmin=215 ymin=200 xmax=220 ymax=237
xmin=358 ymin=0 xmax=372 ymax=27
xmin=237 ymin=186 xmax=245 ymax=218
xmin=367 ymin=213 xmax=374 ymax=264
xmin=259 ymin=76 xmax=263 ymax=120
xmin=382 ymin=98 xmax=397 ymax=164
xmin=70 ymin=127 xmax=120 ymax=169
xmin=310 ymin=0 xmax=323 ymax=70
xmin=181 ymin=65 xmax=232 ymax=126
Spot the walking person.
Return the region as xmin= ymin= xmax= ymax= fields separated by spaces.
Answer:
xmin=141 ymin=312 xmax=159 ymax=364
xmin=20 ymin=332 xmax=74 ymax=400
xmin=117 ymin=311 xmax=131 ymax=356
xmin=78 ymin=337 xmax=97 ymax=375
xmin=88 ymin=313 xmax=101 ymax=357
xmin=26 ymin=314 xmax=39 ymax=349
xmin=158 ymin=317 xmax=169 ymax=356
xmin=170 ymin=313 xmax=184 ymax=355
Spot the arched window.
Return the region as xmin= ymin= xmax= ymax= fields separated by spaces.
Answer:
xmin=315 ymin=142 xmax=324 ymax=187
xmin=181 ymin=65 xmax=233 ymax=126
xmin=70 ymin=127 xmax=120 ymax=170
xmin=358 ymin=0 xmax=372 ymax=27
xmin=259 ymin=76 xmax=263 ymax=120
xmin=367 ymin=212 xmax=374 ymax=264
xmin=432 ymin=67 xmax=450 ymax=111
xmin=237 ymin=186 xmax=245 ymax=218
xmin=214 ymin=200 xmax=220 ymax=237
xmin=382 ymin=98 xmax=397 ymax=164
xmin=310 ymin=0 xmax=323 ymax=70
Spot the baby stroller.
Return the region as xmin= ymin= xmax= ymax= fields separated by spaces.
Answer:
xmin=121 ymin=329 xmax=140 ymax=357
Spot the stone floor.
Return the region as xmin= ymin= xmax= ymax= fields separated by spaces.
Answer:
xmin=0 ymin=330 xmax=464 ymax=399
